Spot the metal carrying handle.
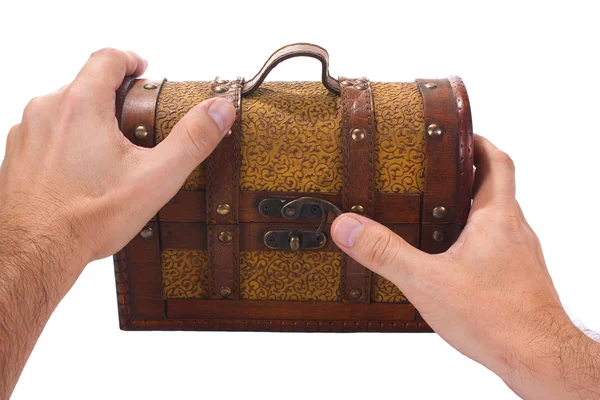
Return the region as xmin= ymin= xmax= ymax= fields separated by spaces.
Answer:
xmin=242 ymin=43 xmax=341 ymax=97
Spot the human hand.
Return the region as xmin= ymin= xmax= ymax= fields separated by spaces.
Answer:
xmin=0 ymin=49 xmax=235 ymax=290
xmin=331 ymin=135 xmax=600 ymax=399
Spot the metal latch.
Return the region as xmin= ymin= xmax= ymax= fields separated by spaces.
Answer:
xmin=259 ymin=196 xmax=342 ymax=251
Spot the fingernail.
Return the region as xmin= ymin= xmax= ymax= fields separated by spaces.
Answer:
xmin=207 ymin=98 xmax=236 ymax=137
xmin=333 ymin=215 xmax=363 ymax=248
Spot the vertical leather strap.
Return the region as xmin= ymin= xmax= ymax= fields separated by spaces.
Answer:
xmin=339 ymin=77 xmax=376 ymax=303
xmin=207 ymin=77 xmax=244 ymax=300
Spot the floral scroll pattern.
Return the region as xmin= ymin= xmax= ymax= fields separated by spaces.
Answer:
xmin=155 ymin=81 xmax=211 ymax=190
xmin=371 ymin=82 xmax=426 ymax=193
xmin=154 ymin=81 xmax=425 ymax=193
xmin=371 ymin=273 xmax=408 ymax=303
xmin=161 ymin=249 xmax=209 ymax=299
xmin=239 ymin=251 xmax=341 ymax=301
xmin=161 ymin=249 xmax=405 ymax=303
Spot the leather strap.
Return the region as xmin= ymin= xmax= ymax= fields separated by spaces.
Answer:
xmin=339 ymin=77 xmax=376 ymax=303
xmin=118 ymin=79 xmax=165 ymax=148
xmin=207 ymin=77 xmax=244 ymax=300
xmin=242 ymin=43 xmax=340 ymax=96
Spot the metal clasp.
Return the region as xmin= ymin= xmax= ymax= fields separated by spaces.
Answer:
xmin=259 ymin=196 xmax=342 ymax=251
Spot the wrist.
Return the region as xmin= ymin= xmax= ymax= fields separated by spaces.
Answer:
xmin=0 ymin=195 xmax=86 ymax=300
xmin=496 ymin=311 xmax=600 ymax=399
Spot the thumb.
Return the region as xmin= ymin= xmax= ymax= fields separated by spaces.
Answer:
xmin=140 ymin=97 xmax=235 ymax=197
xmin=331 ymin=213 xmax=431 ymax=290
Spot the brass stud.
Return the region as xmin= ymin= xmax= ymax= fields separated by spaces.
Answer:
xmin=432 ymin=230 xmax=445 ymax=242
xmin=351 ymin=205 xmax=365 ymax=215
xmin=340 ymin=80 xmax=354 ymax=86
xmin=213 ymin=85 xmax=229 ymax=93
xmin=349 ymin=288 xmax=362 ymax=300
xmin=354 ymin=83 xmax=368 ymax=90
xmin=140 ymin=227 xmax=153 ymax=240
xmin=424 ymin=83 xmax=438 ymax=89
xmin=134 ymin=125 xmax=148 ymax=140
xmin=289 ymin=234 xmax=301 ymax=251
xmin=216 ymin=203 xmax=231 ymax=216
xmin=143 ymin=83 xmax=158 ymax=90
xmin=284 ymin=207 xmax=297 ymax=217
xmin=225 ymin=129 xmax=232 ymax=137
xmin=215 ymin=79 xmax=229 ymax=84
xmin=427 ymin=123 xmax=443 ymax=138
xmin=218 ymin=230 xmax=233 ymax=243
xmin=219 ymin=286 xmax=232 ymax=298
xmin=351 ymin=128 xmax=365 ymax=142
xmin=432 ymin=206 xmax=447 ymax=219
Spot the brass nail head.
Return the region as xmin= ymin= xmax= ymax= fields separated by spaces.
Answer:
xmin=432 ymin=230 xmax=445 ymax=242
xmin=432 ymin=206 xmax=447 ymax=219
xmin=143 ymin=83 xmax=158 ymax=90
xmin=349 ymin=288 xmax=362 ymax=300
xmin=213 ymin=85 xmax=229 ymax=93
xmin=215 ymin=79 xmax=229 ymax=84
xmin=340 ymin=80 xmax=354 ymax=86
xmin=351 ymin=128 xmax=365 ymax=142
xmin=225 ymin=129 xmax=232 ymax=137
xmin=424 ymin=83 xmax=438 ymax=89
xmin=284 ymin=207 xmax=297 ymax=217
xmin=354 ymin=83 xmax=368 ymax=90
xmin=218 ymin=230 xmax=233 ymax=243
xmin=134 ymin=125 xmax=148 ymax=140
xmin=219 ymin=286 xmax=232 ymax=298
xmin=216 ymin=203 xmax=231 ymax=216
xmin=289 ymin=234 xmax=300 ymax=251
xmin=351 ymin=205 xmax=365 ymax=215
xmin=427 ymin=124 xmax=442 ymax=138
xmin=140 ymin=227 xmax=153 ymax=240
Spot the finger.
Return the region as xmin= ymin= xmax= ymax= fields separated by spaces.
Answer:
xmin=331 ymin=213 xmax=431 ymax=290
xmin=136 ymin=97 xmax=236 ymax=207
xmin=72 ymin=48 xmax=147 ymax=95
xmin=471 ymin=134 xmax=516 ymax=211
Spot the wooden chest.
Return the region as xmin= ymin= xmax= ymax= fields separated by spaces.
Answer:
xmin=113 ymin=44 xmax=473 ymax=332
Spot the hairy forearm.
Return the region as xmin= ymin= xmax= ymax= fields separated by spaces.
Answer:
xmin=0 ymin=209 xmax=83 ymax=398
xmin=501 ymin=312 xmax=600 ymax=399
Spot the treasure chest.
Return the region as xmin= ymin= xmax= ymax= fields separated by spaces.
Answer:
xmin=113 ymin=43 xmax=473 ymax=332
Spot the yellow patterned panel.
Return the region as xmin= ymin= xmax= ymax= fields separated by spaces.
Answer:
xmin=240 ymin=251 xmax=341 ymax=301
xmin=371 ymin=82 xmax=426 ymax=193
xmin=371 ymin=273 xmax=408 ymax=303
xmin=154 ymin=81 xmax=425 ymax=193
xmin=161 ymin=249 xmax=209 ymax=299
xmin=155 ymin=81 xmax=211 ymax=190
xmin=161 ymin=249 xmax=405 ymax=303
xmin=241 ymin=82 xmax=343 ymax=192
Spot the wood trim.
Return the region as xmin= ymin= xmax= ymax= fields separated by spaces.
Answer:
xmin=340 ymin=77 xmax=376 ymax=303
xmin=448 ymin=76 xmax=474 ymax=225
xmin=206 ymin=78 xmax=244 ymax=299
xmin=122 ymin=318 xmax=432 ymax=333
xmin=167 ymin=299 xmax=416 ymax=321
xmin=125 ymin=222 xmax=165 ymax=320
xmin=417 ymin=79 xmax=459 ymax=225
xmin=159 ymin=222 xmax=420 ymax=252
xmin=160 ymin=191 xmax=421 ymax=224
xmin=420 ymin=224 xmax=462 ymax=254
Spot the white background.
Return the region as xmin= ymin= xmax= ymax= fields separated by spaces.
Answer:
xmin=1 ymin=0 xmax=598 ymax=399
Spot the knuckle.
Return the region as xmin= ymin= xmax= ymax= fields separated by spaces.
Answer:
xmin=23 ymin=96 xmax=46 ymax=119
xmin=492 ymin=150 xmax=515 ymax=170
xmin=91 ymin=47 xmax=122 ymax=61
xmin=364 ymin=230 xmax=397 ymax=270
xmin=180 ymin=122 xmax=213 ymax=160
